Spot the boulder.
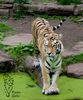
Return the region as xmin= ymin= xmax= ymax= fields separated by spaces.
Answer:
xmin=67 ymin=63 xmax=83 ymax=79
xmin=63 ymin=41 xmax=83 ymax=57
xmin=24 ymin=56 xmax=42 ymax=87
xmin=0 ymin=51 xmax=14 ymax=72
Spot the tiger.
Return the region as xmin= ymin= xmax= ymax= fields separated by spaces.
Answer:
xmin=32 ymin=18 xmax=65 ymax=95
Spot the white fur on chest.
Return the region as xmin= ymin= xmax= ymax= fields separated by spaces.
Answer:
xmin=39 ymin=55 xmax=62 ymax=72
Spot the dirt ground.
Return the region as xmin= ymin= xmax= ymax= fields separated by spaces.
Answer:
xmin=7 ymin=16 xmax=83 ymax=49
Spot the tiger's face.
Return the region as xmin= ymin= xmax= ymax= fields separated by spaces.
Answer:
xmin=44 ymin=33 xmax=63 ymax=57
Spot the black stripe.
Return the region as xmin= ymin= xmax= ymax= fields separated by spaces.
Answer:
xmin=53 ymin=18 xmax=66 ymax=30
xmin=60 ymin=22 xmax=62 ymax=25
xmin=45 ymin=66 xmax=50 ymax=70
xmin=54 ymin=56 xmax=58 ymax=62
xmin=50 ymin=58 xmax=53 ymax=62
xmin=46 ymin=60 xmax=50 ymax=66
xmin=53 ymin=27 xmax=56 ymax=30
xmin=59 ymin=44 xmax=61 ymax=49
xmin=57 ymin=26 xmax=60 ymax=28
xmin=55 ymin=59 xmax=61 ymax=66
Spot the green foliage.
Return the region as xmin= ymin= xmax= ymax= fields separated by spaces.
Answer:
xmin=0 ymin=0 xmax=4 ymax=4
xmin=14 ymin=0 xmax=32 ymax=4
xmin=57 ymin=0 xmax=72 ymax=5
xmin=0 ymin=32 xmax=4 ymax=41
xmin=69 ymin=16 xmax=82 ymax=23
xmin=5 ymin=42 xmax=34 ymax=58
xmin=41 ymin=0 xmax=57 ymax=3
xmin=71 ymin=0 xmax=82 ymax=4
xmin=13 ymin=0 xmax=32 ymax=20
xmin=32 ymin=13 xmax=82 ymax=23
xmin=3 ymin=42 xmax=34 ymax=66
xmin=57 ymin=0 xmax=81 ymax=5
xmin=32 ymin=13 xmax=65 ymax=20
xmin=62 ymin=53 xmax=83 ymax=70
xmin=0 ymin=16 xmax=9 ymax=21
xmin=0 ymin=23 xmax=13 ymax=32
xmin=13 ymin=9 xmax=25 ymax=20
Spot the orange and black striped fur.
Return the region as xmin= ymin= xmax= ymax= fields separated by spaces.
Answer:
xmin=32 ymin=18 xmax=64 ymax=95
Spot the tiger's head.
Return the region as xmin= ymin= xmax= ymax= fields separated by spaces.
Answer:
xmin=44 ymin=32 xmax=63 ymax=57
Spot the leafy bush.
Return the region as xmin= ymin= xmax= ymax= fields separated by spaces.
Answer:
xmin=13 ymin=0 xmax=31 ymax=19
xmin=0 ymin=23 xmax=13 ymax=32
xmin=13 ymin=9 xmax=25 ymax=20
xmin=14 ymin=0 xmax=32 ymax=4
xmin=4 ymin=42 xmax=34 ymax=67
xmin=5 ymin=42 xmax=34 ymax=58
xmin=0 ymin=32 xmax=4 ymax=41
xmin=57 ymin=0 xmax=81 ymax=5
xmin=72 ymin=0 xmax=81 ymax=4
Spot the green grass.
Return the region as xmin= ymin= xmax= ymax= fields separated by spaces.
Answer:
xmin=0 ymin=72 xmax=83 ymax=100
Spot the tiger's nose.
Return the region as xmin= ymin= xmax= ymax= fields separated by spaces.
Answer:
xmin=48 ymin=52 xmax=51 ymax=55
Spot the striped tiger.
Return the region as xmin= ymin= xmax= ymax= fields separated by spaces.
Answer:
xmin=32 ymin=18 xmax=65 ymax=95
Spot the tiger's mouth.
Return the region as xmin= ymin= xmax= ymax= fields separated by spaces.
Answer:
xmin=56 ymin=49 xmax=61 ymax=54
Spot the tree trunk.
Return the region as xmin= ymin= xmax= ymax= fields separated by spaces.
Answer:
xmin=23 ymin=4 xmax=82 ymax=15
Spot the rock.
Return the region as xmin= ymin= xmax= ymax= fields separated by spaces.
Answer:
xmin=2 ymin=33 xmax=32 ymax=46
xmin=62 ymin=49 xmax=75 ymax=57
xmin=67 ymin=63 xmax=83 ymax=79
xmin=24 ymin=56 xmax=42 ymax=87
xmin=0 ymin=51 xmax=14 ymax=72
xmin=63 ymin=41 xmax=83 ymax=58
xmin=0 ymin=9 xmax=10 ymax=16
xmin=71 ymin=41 xmax=83 ymax=53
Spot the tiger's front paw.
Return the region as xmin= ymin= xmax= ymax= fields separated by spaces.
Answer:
xmin=42 ymin=88 xmax=50 ymax=95
xmin=49 ymin=86 xmax=60 ymax=95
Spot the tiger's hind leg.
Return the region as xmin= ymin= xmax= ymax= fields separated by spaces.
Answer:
xmin=34 ymin=46 xmax=40 ymax=68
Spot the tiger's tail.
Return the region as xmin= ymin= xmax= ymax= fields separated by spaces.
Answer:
xmin=53 ymin=18 xmax=66 ymax=30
